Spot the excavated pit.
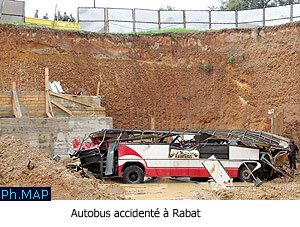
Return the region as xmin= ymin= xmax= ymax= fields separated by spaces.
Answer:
xmin=0 ymin=23 xmax=300 ymax=140
xmin=1 ymin=23 xmax=300 ymax=199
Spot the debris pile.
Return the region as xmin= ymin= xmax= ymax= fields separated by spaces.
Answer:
xmin=0 ymin=136 xmax=125 ymax=200
xmin=213 ymin=175 xmax=300 ymax=200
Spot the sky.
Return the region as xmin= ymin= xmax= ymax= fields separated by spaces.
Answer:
xmin=24 ymin=0 xmax=221 ymax=19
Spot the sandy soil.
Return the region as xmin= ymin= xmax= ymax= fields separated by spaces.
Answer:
xmin=213 ymin=175 xmax=300 ymax=200
xmin=120 ymin=175 xmax=300 ymax=200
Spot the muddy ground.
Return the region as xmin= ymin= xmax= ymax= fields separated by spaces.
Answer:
xmin=121 ymin=175 xmax=300 ymax=200
xmin=1 ymin=136 xmax=299 ymax=200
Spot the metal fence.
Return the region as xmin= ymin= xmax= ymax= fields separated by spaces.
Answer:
xmin=78 ymin=3 xmax=300 ymax=33
xmin=0 ymin=0 xmax=25 ymax=23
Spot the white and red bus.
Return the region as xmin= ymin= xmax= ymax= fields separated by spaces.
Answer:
xmin=72 ymin=129 xmax=290 ymax=184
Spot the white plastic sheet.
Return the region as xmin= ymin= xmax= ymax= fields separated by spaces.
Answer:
xmin=211 ymin=10 xmax=235 ymax=23
xmin=1 ymin=0 xmax=24 ymax=15
xmin=160 ymin=10 xmax=184 ymax=23
xmin=211 ymin=23 xmax=236 ymax=29
xmin=135 ymin=9 xmax=158 ymax=23
xmin=109 ymin=22 xmax=133 ymax=33
xmin=237 ymin=22 xmax=263 ymax=28
xmin=79 ymin=22 xmax=105 ymax=32
xmin=160 ymin=23 xmax=184 ymax=30
xmin=135 ymin=22 xmax=159 ymax=32
xmin=185 ymin=10 xmax=209 ymax=23
xmin=186 ymin=23 xmax=209 ymax=31
xmin=78 ymin=8 xmax=104 ymax=21
xmin=238 ymin=8 xmax=263 ymax=23
xmin=108 ymin=8 xmax=132 ymax=21
xmin=77 ymin=5 xmax=299 ymax=33
xmin=293 ymin=3 xmax=300 ymax=20
xmin=265 ymin=18 xmax=290 ymax=26
xmin=265 ymin=5 xmax=290 ymax=20
xmin=1 ymin=0 xmax=24 ymax=22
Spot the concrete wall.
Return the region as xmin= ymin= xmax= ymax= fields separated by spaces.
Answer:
xmin=0 ymin=117 xmax=113 ymax=157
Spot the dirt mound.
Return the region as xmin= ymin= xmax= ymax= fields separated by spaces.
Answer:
xmin=0 ymin=136 xmax=125 ymax=200
xmin=214 ymin=174 xmax=300 ymax=200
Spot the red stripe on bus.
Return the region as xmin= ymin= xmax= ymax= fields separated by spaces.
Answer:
xmin=118 ymin=144 xmax=143 ymax=159
xmin=118 ymin=164 xmax=239 ymax=178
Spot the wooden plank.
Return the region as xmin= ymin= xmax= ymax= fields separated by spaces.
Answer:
xmin=72 ymin=109 xmax=106 ymax=114
xmin=96 ymin=81 xmax=100 ymax=96
xmin=17 ymin=102 xmax=45 ymax=106
xmin=19 ymin=96 xmax=45 ymax=100
xmin=0 ymin=101 xmax=13 ymax=105
xmin=19 ymin=100 xmax=46 ymax=103
xmin=19 ymin=98 xmax=45 ymax=101
xmin=49 ymin=92 xmax=96 ymax=107
xmin=11 ymin=82 xmax=22 ymax=118
xmin=18 ymin=93 xmax=45 ymax=97
xmin=45 ymin=68 xmax=50 ymax=117
xmin=51 ymin=99 xmax=73 ymax=116
xmin=48 ymin=92 xmax=54 ymax=117
xmin=0 ymin=96 xmax=13 ymax=99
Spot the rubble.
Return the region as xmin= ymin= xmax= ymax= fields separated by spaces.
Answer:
xmin=213 ymin=174 xmax=300 ymax=200
xmin=0 ymin=136 xmax=125 ymax=200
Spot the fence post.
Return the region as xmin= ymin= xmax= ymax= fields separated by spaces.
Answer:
xmin=132 ymin=8 xmax=136 ymax=33
xmin=77 ymin=7 xmax=79 ymax=24
xmin=104 ymin=7 xmax=109 ymax=33
xmin=0 ymin=0 xmax=4 ymax=20
xmin=208 ymin=10 xmax=212 ymax=29
xmin=290 ymin=2 xmax=294 ymax=23
xmin=183 ymin=10 xmax=186 ymax=29
xmin=235 ymin=9 xmax=238 ymax=28
xmin=262 ymin=5 xmax=265 ymax=27
xmin=158 ymin=9 xmax=161 ymax=30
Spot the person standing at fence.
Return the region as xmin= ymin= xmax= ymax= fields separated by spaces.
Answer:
xmin=289 ymin=140 xmax=299 ymax=170
xmin=62 ymin=12 xmax=70 ymax=22
xmin=69 ymin=13 xmax=76 ymax=22
xmin=43 ymin=13 xmax=49 ymax=20
xmin=55 ymin=11 xmax=63 ymax=21
xmin=34 ymin=10 xmax=39 ymax=18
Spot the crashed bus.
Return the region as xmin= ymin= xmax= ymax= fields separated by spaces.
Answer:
xmin=71 ymin=129 xmax=291 ymax=184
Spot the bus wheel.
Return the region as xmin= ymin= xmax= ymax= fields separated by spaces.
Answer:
xmin=238 ymin=164 xmax=255 ymax=182
xmin=122 ymin=165 xmax=145 ymax=184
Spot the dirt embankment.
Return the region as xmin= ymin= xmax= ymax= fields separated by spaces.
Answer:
xmin=1 ymin=24 xmax=300 ymax=139
xmin=0 ymin=136 xmax=125 ymax=200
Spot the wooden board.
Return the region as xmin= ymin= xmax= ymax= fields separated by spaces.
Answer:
xmin=12 ymin=82 xmax=22 ymax=118
xmin=49 ymin=92 xmax=96 ymax=107
xmin=0 ymin=88 xmax=105 ymax=117
xmin=51 ymin=99 xmax=73 ymax=116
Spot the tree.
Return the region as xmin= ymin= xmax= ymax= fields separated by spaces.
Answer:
xmin=160 ymin=5 xmax=176 ymax=11
xmin=274 ymin=0 xmax=294 ymax=5
xmin=220 ymin=0 xmax=295 ymax=10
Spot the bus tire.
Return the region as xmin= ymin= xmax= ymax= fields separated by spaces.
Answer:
xmin=122 ymin=165 xmax=144 ymax=184
xmin=238 ymin=164 xmax=255 ymax=182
